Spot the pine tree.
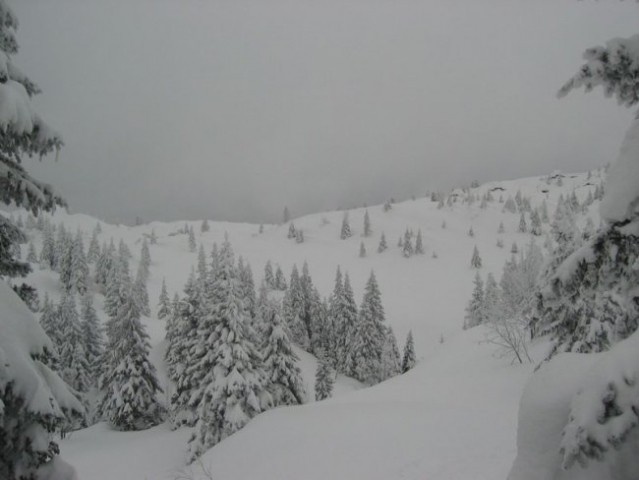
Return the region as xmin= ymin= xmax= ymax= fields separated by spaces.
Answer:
xmin=530 ymin=209 xmax=542 ymax=236
xmin=57 ymin=292 xmax=91 ymax=395
xmin=333 ymin=272 xmax=358 ymax=374
xmin=359 ymin=241 xmax=367 ymax=258
xmin=380 ymin=326 xmax=401 ymax=380
xmin=415 ymin=229 xmax=424 ymax=254
xmin=261 ymin=302 xmax=306 ymax=406
xmin=40 ymin=220 xmax=56 ymax=269
xmin=498 ymin=221 xmax=505 ymax=234
xmin=275 ymin=265 xmax=287 ymax=290
xmin=188 ymin=226 xmax=196 ymax=252
xmin=133 ymin=260 xmax=150 ymax=317
xmin=287 ymin=222 xmax=296 ymax=239
xmin=518 ymin=213 xmax=527 ymax=233
xmin=282 ymin=264 xmax=309 ymax=349
xmin=402 ymin=229 xmax=413 ymax=258
xmin=340 ymin=212 xmax=352 ymax=239
xmin=295 ymin=229 xmax=305 ymax=243
xmin=80 ymin=291 xmax=103 ymax=381
xmin=187 ymin=238 xmax=271 ymax=462
xmin=39 ymin=292 xmax=61 ymax=347
xmin=511 ymin=242 xmax=519 ymax=254
xmin=470 ymin=245 xmax=482 ymax=269
xmin=401 ymin=330 xmax=416 ymax=373
xmin=149 ymin=228 xmax=158 ymax=245
xmin=503 ymin=196 xmax=517 ymax=213
xmin=363 ymin=210 xmax=372 ymax=237
xmin=377 ymin=232 xmax=388 ymax=253
xmin=467 ymin=226 xmax=475 ymax=237
xmin=71 ymin=230 xmax=88 ymax=294
xmin=350 ymin=271 xmax=386 ymax=385
xmin=464 ymin=272 xmax=485 ymax=329
xmin=315 ymin=358 xmax=334 ymax=401
xmin=87 ymin=226 xmax=100 ymax=264
xmin=139 ymin=238 xmax=151 ymax=283
xmin=264 ymin=260 xmax=275 ymax=289
xmin=157 ymin=278 xmax=171 ymax=320
xmin=98 ymin=291 xmax=163 ymax=431
xmin=200 ymin=219 xmax=210 ymax=233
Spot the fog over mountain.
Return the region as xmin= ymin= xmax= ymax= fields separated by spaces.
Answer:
xmin=14 ymin=0 xmax=637 ymax=224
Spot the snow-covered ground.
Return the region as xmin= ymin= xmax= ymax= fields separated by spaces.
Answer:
xmin=6 ymin=169 xmax=603 ymax=479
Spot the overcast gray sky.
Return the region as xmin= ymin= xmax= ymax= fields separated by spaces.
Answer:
xmin=12 ymin=0 xmax=638 ymax=224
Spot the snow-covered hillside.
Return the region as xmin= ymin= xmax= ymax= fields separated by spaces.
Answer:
xmin=5 ymin=168 xmax=604 ymax=479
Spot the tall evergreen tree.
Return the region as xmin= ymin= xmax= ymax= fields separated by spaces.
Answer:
xmin=87 ymin=225 xmax=100 ymax=263
xmin=80 ymin=291 xmax=103 ymax=381
xmin=363 ymin=210 xmax=372 ymax=237
xmin=97 ymin=291 xmax=163 ymax=431
xmin=470 ymin=245 xmax=482 ymax=269
xmin=282 ymin=264 xmax=309 ymax=349
xmin=380 ymin=326 xmax=402 ymax=380
xmin=26 ymin=240 xmax=37 ymax=263
xmin=187 ymin=238 xmax=271 ymax=462
xmin=287 ymin=222 xmax=296 ymax=239
xmin=71 ymin=229 xmax=88 ymax=294
xmin=157 ymin=277 xmax=171 ymax=320
xmin=139 ymin=238 xmax=151 ymax=283
xmin=402 ymin=229 xmax=413 ymax=258
xmin=275 ymin=264 xmax=287 ymax=290
xmin=401 ymin=330 xmax=416 ymax=373
xmin=340 ymin=212 xmax=352 ymax=239
xmin=264 ymin=260 xmax=275 ymax=289
xmin=188 ymin=226 xmax=196 ymax=252
xmin=464 ymin=272 xmax=485 ymax=329
xmin=349 ymin=272 xmax=386 ymax=385
xmin=377 ymin=232 xmax=388 ymax=253
xmin=57 ymin=293 xmax=91 ymax=395
xmin=200 ymin=219 xmax=210 ymax=233
xmin=261 ymin=302 xmax=306 ymax=406
xmin=315 ymin=358 xmax=334 ymax=401
xmin=518 ymin=213 xmax=527 ymax=233
xmin=415 ymin=229 xmax=424 ymax=255
xmin=359 ymin=241 xmax=367 ymax=258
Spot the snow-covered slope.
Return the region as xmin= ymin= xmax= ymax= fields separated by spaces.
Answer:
xmin=5 ymin=168 xmax=604 ymax=479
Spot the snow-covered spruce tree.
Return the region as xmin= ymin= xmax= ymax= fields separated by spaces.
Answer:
xmin=503 ymin=196 xmax=517 ymax=214
xmin=187 ymin=238 xmax=271 ymax=462
xmin=380 ymin=326 xmax=402 ymax=380
xmin=0 ymin=284 xmax=83 ymax=480
xmin=498 ymin=221 xmax=505 ymax=234
xmin=200 ymin=219 xmax=210 ymax=233
xmin=118 ymin=238 xmax=132 ymax=269
xmin=275 ymin=264 xmax=287 ymax=290
xmin=80 ymin=291 xmax=103 ymax=381
xmin=261 ymin=300 xmax=306 ymax=406
xmin=87 ymin=225 xmax=100 ymax=263
xmin=167 ymin=270 xmax=205 ymax=427
xmin=401 ymin=330 xmax=416 ymax=373
xmin=359 ymin=241 xmax=366 ymax=258
xmin=97 ymin=289 xmax=163 ymax=431
xmin=39 ymin=292 xmax=61 ymax=348
xmin=349 ymin=271 xmax=386 ymax=385
xmin=510 ymin=241 xmax=518 ymax=255
xmin=139 ymin=238 xmax=151 ymax=283
xmin=402 ymin=229 xmax=413 ymax=258
xmin=415 ymin=229 xmax=424 ymax=255
xmin=39 ymin=221 xmax=56 ymax=270
xmin=340 ymin=211 xmax=352 ymax=239
xmin=295 ymin=229 xmax=304 ymax=243
xmin=470 ymin=245 xmax=482 ymax=269
xmin=287 ymin=222 xmax=296 ymax=239
xmin=282 ymin=264 xmax=310 ymax=349
xmin=363 ymin=209 xmax=372 ymax=237
xmin=377 ymin=232 xmax=388 ymax=253
xmin=57 ymin=292 xmax=91 ymax=396
xmin=188 ymin=225 xmax=196 ymax=252
xmin=314 ymin=357 xmax=334 ymax=401
xmin=328 ymin=270 xmax=359 ymax=374
xmin=238 ymin=257 xmax=257 ymax=320
xmin=264 ymin=260 xmax=275 ymax=289
xmin=298 ymin=262 xmax=323 ymax=352
xmin=0 ymin=215 xmax=29 ymax=278
xmin=70 ymin=230 xmax=88 ymax=295
xmin=464 ymin=272 xmax=485 ymax=329
xmin=157 ymin=277 xmax=171 ymax=320
xmin=530 ymin=209 xmax=542 ymax=236
xmin=518 ymin=213 xmax=527 ymax=233
xmin=133 ymin=259 xmax=150 ymax=317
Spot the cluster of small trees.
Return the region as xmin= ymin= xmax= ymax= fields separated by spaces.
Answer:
xmin=164 ymin=237 xmax=305 ymax=461
xmin=464 ymin=240 xmax=544 ymax=363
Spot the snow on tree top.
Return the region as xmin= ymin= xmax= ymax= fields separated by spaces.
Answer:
xmin=0 ymin=282 xmax=82 ymax=415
